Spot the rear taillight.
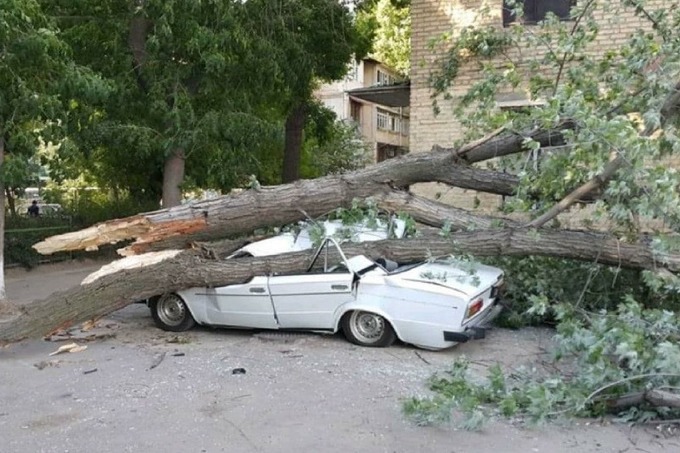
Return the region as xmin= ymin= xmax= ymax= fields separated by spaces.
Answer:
xmin=465 ymin=298 xmax=484 ymax=319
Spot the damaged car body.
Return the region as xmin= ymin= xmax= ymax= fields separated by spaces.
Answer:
xmin=148 ymin=232 xmax=505 ymax=350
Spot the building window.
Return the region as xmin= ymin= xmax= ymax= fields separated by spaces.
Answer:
xmin=377 ymin=108 xmax=408 ymax=134
xmin=376 ymin=69 xmax=395 ymax=86
xmin=350 ymin=100 xmax=361 ymax=123
xmin=377 ymin=109 xmax=390 ymax=130
xmin=503 ymin=0 xmax=575 ymax=27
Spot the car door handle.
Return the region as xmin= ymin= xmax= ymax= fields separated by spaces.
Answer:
xmin=249 ymin=287 xmax=266 ymax=294
xmin=331 ymin=285 xmax=349 ymax=291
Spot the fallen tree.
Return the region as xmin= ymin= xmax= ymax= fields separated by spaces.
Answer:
xmin=4 ymin=3 xmax=679 ymax=354
xmin=2 ymin=203 xmax=679 ymax=344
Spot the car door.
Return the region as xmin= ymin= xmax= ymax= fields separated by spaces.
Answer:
xmin=268 ymin=238 xmax=355 ymax=329
xmin=202 ymin=276 xmax=278 ymax=329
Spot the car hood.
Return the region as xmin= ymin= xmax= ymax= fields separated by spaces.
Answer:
xmin=393 ymin=261 xmax=503 ymax=297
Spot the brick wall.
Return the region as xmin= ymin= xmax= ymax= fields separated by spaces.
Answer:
xmin=409 ymin=0 xmax=663 ymax=221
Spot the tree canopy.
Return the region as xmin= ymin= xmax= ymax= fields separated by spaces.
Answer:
xmin=0 ymin=0 xmax=107 ymax=298
xmin=40 ymin=0 xmax=363 ymax=204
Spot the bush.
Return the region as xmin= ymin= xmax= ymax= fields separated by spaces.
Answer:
xmin=480 ymin=255 xmax=679 ymax=328
xmin=5 ymin=220 xmax=72 ymax=268
xmin=5 ymin=190 xmax=157 ymax=268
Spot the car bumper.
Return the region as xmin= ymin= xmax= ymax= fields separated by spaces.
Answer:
xmin=442 ymin=300 xmax=504 ymax=343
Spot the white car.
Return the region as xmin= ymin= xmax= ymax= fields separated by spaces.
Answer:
xmin=149 ymin=234 xmax=505 ymax=350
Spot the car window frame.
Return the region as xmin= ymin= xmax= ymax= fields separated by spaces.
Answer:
xmin=306 ymin=237 xmax=352 ymax=274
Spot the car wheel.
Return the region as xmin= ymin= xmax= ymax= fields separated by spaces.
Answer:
xmin=150 ymin=293 xmax=196 ymax=332
xmin=342 ymin=310 xmax=396 ymax=347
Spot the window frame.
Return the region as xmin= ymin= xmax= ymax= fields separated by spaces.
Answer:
xmin=502 ymin=0 xmax=576 ymax=27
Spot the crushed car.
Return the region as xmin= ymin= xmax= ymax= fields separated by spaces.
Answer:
xmin=148 ymin=220 xmax=505 ymax=350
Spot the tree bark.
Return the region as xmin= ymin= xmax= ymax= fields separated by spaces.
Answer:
xmin=4 ymin=225 xmax=680 ymax=344
xmin=162 ymin=147 xmax=185 ymax=208
xmin=440 ymin=119 xmax=574 ymax=163
xmin=282 ymin=103 xmax=307 ymax=183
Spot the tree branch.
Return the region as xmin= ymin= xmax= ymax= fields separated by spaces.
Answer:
xmin=527 ymin=80 xmax=680 ymax=228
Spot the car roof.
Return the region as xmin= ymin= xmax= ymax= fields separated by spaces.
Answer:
xmin=232 ymin=218 xmax=406 ymax=258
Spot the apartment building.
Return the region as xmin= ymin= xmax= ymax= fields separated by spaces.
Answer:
xmin=315 ymin=57 xmax=410 ymax=162
xmin=409 ymin=0 xmax=660 ymax=211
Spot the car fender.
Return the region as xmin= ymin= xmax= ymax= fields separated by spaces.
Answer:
xmin=172 ymin=290 xmax=206 ymax=325
xmin=332 ymin=299 xmax=403 ymax=341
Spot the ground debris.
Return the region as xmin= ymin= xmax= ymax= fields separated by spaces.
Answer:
xmin=45 ymin=320 xmax=119 ymax=342
xmin=33 ymin=360 xmax=61 ymax=370
xmin=149 ymin=352 xmax=166 ymax=370
xmin=166 ymin=335 xmax=192 ymax=344
xmin=49 ymin=342 xmax=87 ymax=356
xmin=414 ymin=351 xmax=431 ymax=365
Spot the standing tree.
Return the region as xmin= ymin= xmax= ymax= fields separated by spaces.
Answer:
xmin=0 ymin=0 xmax=105 ymax=299
xmin=44 ymin=0 xmax=367 ymax=201
xmin=45 ymin=0 xmax=289 ymax=207
xmin=356 ymin=0 xmax=411 ymax=76
xmin=241 ymin=0 xmax=361 ymax=183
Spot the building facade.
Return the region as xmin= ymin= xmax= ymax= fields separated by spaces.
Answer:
xmin=315 ymin=58 xmax=410 ymax=163
xmin=409 ymin=0 xmax=661 ymax=211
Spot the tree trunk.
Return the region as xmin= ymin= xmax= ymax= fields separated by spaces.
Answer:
xmin=5 ymin=188 xmax=16 ymax=217
xmin=0 ymin=136 xmax=6 ymax=301
xmin=282 ymin=103 xmax=307 ymax=183
xmin=3 ymin=226 xmax=680 ymax=344
xmin=162 ymin=147 xmax=185 ymax=208
xmin=128 ymin=1 xmax=150 ymax=93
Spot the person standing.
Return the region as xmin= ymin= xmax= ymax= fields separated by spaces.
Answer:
xmin=27 ymin=200 xmax=40 ymax=217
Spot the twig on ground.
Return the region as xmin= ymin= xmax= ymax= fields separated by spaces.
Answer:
xmin=414 ymin=351 xmax=431 ymax=365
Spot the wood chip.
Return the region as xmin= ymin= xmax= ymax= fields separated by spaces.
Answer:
xmin=48 ymin=342 xmax=87 ymax=356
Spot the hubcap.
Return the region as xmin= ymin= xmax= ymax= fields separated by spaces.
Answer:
xmin=157 ymin=294 xmax=187 ymax=327
xmin=349 ymin=311 xmax=385 ymax=344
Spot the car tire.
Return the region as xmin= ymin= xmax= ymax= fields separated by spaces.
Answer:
xmin=342 ymin=310 xmax=396 ymax=347
xmin=150 ymin=293 xmax=196 ymax=332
